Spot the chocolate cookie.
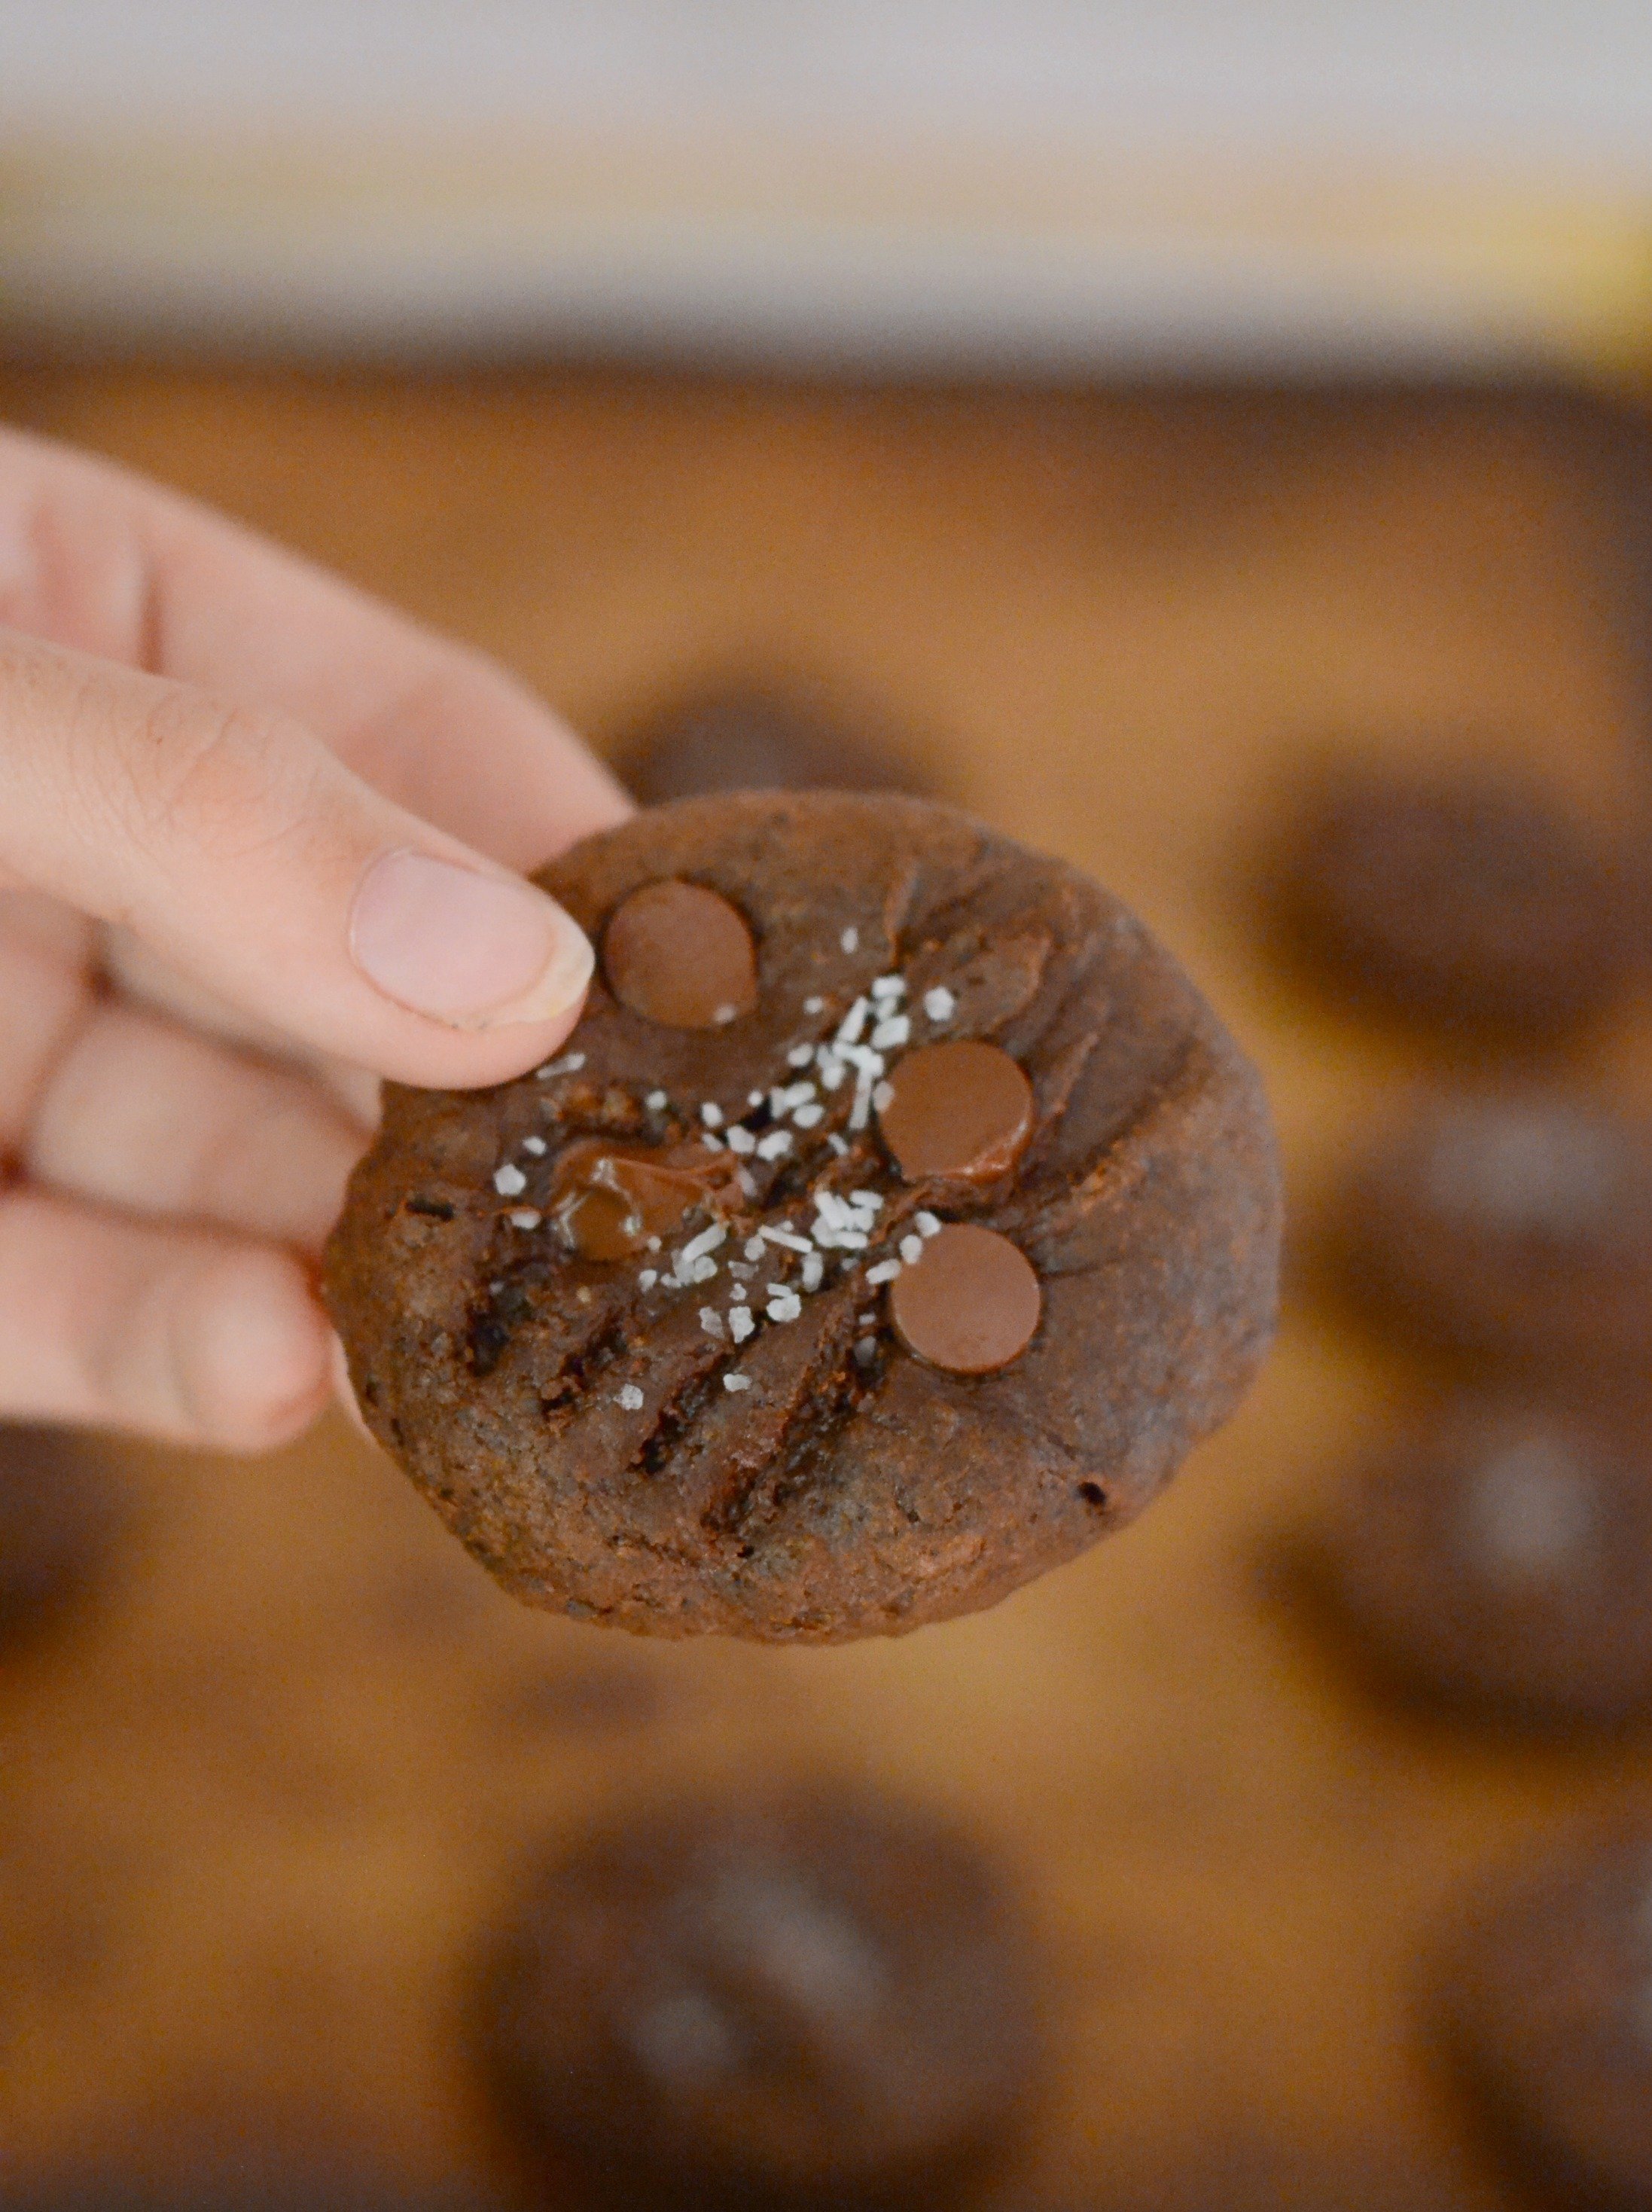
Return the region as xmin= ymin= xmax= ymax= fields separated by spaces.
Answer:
xmin=326 ymin=793 xmax=1279 ymax=1642
xmin=1313 ymin=1399 xmax=1652 ymax=1727
xmin=486 ymin=1785 xmax=1044 ymax=2210
xmin=1334 ymin=1089 xmax=1652 ymax=1381
xmin=1270 ymin=763 xmax=1639 ymax=1042
xmin=612 ymin=683 xmax=933 ymax=806
xmin=0 ymin=1423 xmax=122 ymax=1641
xmin=1438 ymin=1827 xmax=1652 ymax=2207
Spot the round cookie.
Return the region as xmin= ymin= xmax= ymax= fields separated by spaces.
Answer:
xmin=1438 ymin=1827 xmax=1652 ymax=2208
xmin=613 ymin=682 xmax=934 ymax=805
xmin=327 ymin=792 xmax=1280 ymax=1643
xmin=486 ymin=1786 xmax=1044 ymax=2210
xmin=1269 ymin=762 xmax=1639 ymax=1042
xmin=1334 ymin=1089 xmax=1652 ymax=1382
xmin=1314 ymin=1399 xmax=1652 ymax=1727
xmin=0 ymin=1423 xmax=122 ymax=1641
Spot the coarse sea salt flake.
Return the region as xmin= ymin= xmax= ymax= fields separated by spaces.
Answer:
xmin=793 ymin=1103 xmax=825 ymax=1129
xmin=521 ymin=1135 xmax=547 ymax=1156
xmin=638 ymin=1270 xmax=658 ymax=1291
xmin=864 ymin=1259 xmax=902 ymax=1285
xmin=727 ymin=1124 xmax=757 ymax=1155
xmin=870 ymin=973 xmax=904 ymax=1000
xmin=873 ymin=1082 xmax=895 ymax=1112
xmin=535 ymin=1051 xmax=586 ymax=1079
xmin=617 ymin=1384 xmax=645 ymax=1410
xmin=701 ymin=1102 xmax=724 ymax=1127
xmin=729 ymin=1307 xmax=756 ymax=1343
xmin=701 ymin=1131 xmax=725 ymax=1151
xmin=645 ymin=1089 xmax=668 ymax=1109
xmin=870 ymin=1015 xmax=910 ymax=1051
xmin=681 ymin=1224 xmax=727 ymax=1264
xmin=724 ymin=1371 xmax=753 ymax=1391
xmin=699 ymin=1307 xmax=724 ymax=1338
xmin=849 ymin=1190 xmax=884 ymax=1210
xmin=801 ymin=1252 xmax=824 ymax=1291
xmin=803 ymin=996 xmax=824 ymax=1014
xmin=767 ymin=1290 xmax=803 ymax=1323
xmin=922 ymin=987 xmax=956 ymax=1024
xmin=493 ymin=1164 xmax=527 ymax=1196
xmin=745 ymin=1237 xmax=767 ymax=1261
xmin=916 ymin=1210 xmax=942 ymax=1237
xmin=828 ymin=1133 xmax=850 ymax=1157
xmin=787 ymin=1043 xmax=815 ymax=1068
xmin=756 ymin=1130 xmax=792 ymax=1161
xmin=507 ymin=1209 xmax=542 ymax=1230
xmin=761 ymin=1226 xmax=812 ymax=1253
xmin=840 ymin=926 xmax=859 ymax=953
xmin=900 ymin=1235 xmax=925 ymax=1265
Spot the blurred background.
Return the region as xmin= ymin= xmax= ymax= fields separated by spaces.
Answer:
xmin=3 ymin=8 xmax=1652 ymax=2212
xmin=4 ymin=0 xmax=1652 ymax=378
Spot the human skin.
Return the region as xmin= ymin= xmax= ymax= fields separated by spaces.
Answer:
xmin=0 ymin=424 xmax=629 ymax=1451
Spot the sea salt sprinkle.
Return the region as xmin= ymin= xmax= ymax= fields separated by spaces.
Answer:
xmin=638 ymin=1270 xmax=658 ymax=1292
xmin=760 ymin=1225 xmax=812 ymax=1253
xmin=800 ymin=1251 xmax=824 ymax=1292
xmin=507 ymin=1210 xmax=543 ymax=1230
xmin=803 ymin=996 xmax=825 ymax=1014
xmin=701 ymin=1102 xmax=724 ymax=1127
xmin=521 ymin=1135 xmax=547 ymax=1156
xmin=724 ymin=1371 xmax=753 ymax=1392
xmin=729 ymin=1307 xmax=756 ymax=1343
xmin=756 ymin=1130 xmax=792 ymax=1161
xmin=535 ymin=1051 xmax=586 ymax=1079
xmin=840 ymin=926 xmax=859 ymax=953
xmin=727 ymin=1125 xmax=757 ymax=1155
xmin=766 ymin=1288 xmax=803 ymax=1323
xmin=617 ymin=1384 xmax=645 ymax=1410
xmin=922 ymin=987 xmax=956 ymax=1024
xmin=787 ymin=1042 xmax=816 ymax=1068
xmin=699 ymin=1307 xmax=725 ymax=1339
xmin=915 ymin=1211 xmax=943 ymax=1237
xmin=900 ymin=1235 xmax=925 ymax=1265
xmin=645 ymin=1089 xmax=668 ymax=1109
xmin=493 ymin=1164 xmax=528 ymax=1197
xmin=864 ymin=1258 xmax=903 ymax=1286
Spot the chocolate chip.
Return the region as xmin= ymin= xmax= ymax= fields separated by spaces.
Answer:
xmin=888 ymin=1224 xmax=1041 ymax=1374
xmin=550 ymin=1139 xmax=737 ymax=1261
xmin=876 ymin=1040 xmax=1034 ymax=1182
xmin=603 ymin=880 xmax=758 ymax=1029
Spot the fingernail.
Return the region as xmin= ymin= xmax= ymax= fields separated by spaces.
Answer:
xmin=349 ymin=849 xmax=593 ymax=1029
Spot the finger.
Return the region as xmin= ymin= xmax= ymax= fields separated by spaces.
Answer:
xmin=0 ymin=1188 xmax=331 ymax=1450
xmin=0 ymin=424 xmax=630 ymax=870
xmin=0 ymin=889 xmax=96 ymax=1152
xmin=99 ymin=924 xmax=384 ymax=1130
xmin=24 ymin=1000 xmax=365 ymax=1252
xmin=0 ymin=628 xmax=595 ymax=1088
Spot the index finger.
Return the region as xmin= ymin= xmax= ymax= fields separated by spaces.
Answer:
xmin=0 ymin=423 xmax=631 ymax=871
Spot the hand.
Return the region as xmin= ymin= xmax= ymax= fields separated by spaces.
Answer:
xmin=0 ymin=424 xmax=629 ymax=1451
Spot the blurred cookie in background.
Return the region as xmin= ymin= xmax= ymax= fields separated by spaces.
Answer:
xmin=485 ymin=1783 xmax=1045 ymax=2210
xmin=1436 ymin=1826 xmax=1652 ymax=2210
xmin=609 ymin=678 xmax=939 ymax=806
xmin=0 ymin=1424 xmax=127 ymax=1646
xmin=1309 ymin=1397 xmax=1652 ymax=1729
xmin=1332 ymin=1089 xmax=1652 ymax=1382
xmin=995 ymin=2138 xmax=1512 ymax=2209
xmin=1266 ymin=761 xmax=1641 ymax=1047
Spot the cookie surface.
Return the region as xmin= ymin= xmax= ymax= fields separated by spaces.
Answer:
xmin=327 ymin=794 xmax=1279 ymax=1642
xmin=1438 ymin=1829 xmax=1652 ymax=2209
xmin=1270 ymin=762 xmax=1639 ymax=1042
xmin=1314 ymin=1399 xmax=1652 ymax=1727
xmin=614 ymin=683 xmax=934 ymax=806
xmin=1335 ymin=1089 xmax=1652 ymax=1382
xmin=485 ymin=1786 xmax=1043 ymax=2210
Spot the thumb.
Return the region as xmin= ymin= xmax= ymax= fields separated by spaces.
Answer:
xmin=0 ymin=629 xmax=598 ymax=1089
